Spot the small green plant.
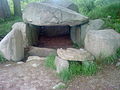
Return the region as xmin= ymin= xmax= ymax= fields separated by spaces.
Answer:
xmin=82 ymin=61 xmax=98 ymax=75
xmin=58 ymin=69 xmax=71 ymax=82
xmin=69 ymin=61 xmax=82 ymax=76
xmin=44 ymin=54 xmax=56 ymax=70
xmin=0 ymin=54 xmax=6 ymax=63
xmin=72 ymin=43 xmax=80 ymax=49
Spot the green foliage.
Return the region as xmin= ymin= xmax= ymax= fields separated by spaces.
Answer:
xmin=58 ymin=61 xmax=98 ymax=82
xmin=88 ymin=2 xmax=120 ymax=19
xmin=72 ymin=43 xmax=80 ymax=49
xmin=58 ymin=69 xmax=71 ymax=82
xmin=82 ymin=61 xmax=98 ymax=75
xmin=44 ymin=54 xmax=56 ymax=70
xmin=88 ymin=2 xmax=120 ymax=33
xmin=94 ymin=0 xmax=120 ymax=7
xmin=72 ymin=0 xmax=96 ymax=14
xmin=103 ymin=18 xmax=120 ymax=33
xmin=0 ymin=16 xmax=22 ymax=36
xmin=0 ymin=54 xmax=6 ymax=63
xmin=44 ymin=55 xmax=98 ymax=82
xmin=69 ymin=62 xmax=82 ymax=76
xmin=72 ymin=0 xmax=120 ymax=14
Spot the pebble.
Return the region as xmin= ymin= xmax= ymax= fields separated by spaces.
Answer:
xmin=116 ymin=62 xmax=120 ymax=67
xmin=5 ymin=64 xmax=11 ymax=67
xmin=53 ymin=82 xmax=66 ymax=89
xmin=17 ymin=62 xmax=24 ymax=64
xmin=32 ymin=63 xmax=39 ymax=68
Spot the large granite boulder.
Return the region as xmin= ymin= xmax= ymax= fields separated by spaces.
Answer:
xmin=81 ymin=19 xmax=104 ymax=46
xmin=42 ymin=0 xmax=79 ymax=12
xmin=85 ymin=29 xmax=120 ymax=58
xmin=22 ymin=2 xmax=88 ymax=26
xmin=0 ymin=25 xmax=24 ymax=61
xmin=57 ymin=48 xmax=94 ymax=61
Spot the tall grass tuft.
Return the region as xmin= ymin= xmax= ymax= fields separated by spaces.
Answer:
xmin=58 ymin=61 xmax=98 ymax=82
xmin=44 ymin=54 xmax=56 ymax=70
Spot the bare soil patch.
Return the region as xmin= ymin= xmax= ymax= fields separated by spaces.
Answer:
xmin=0 ymin=59 xmax=120 ymax=90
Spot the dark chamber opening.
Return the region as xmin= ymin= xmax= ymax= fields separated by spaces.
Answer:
xmin=34 ymin=25 xmax=73 ymax=49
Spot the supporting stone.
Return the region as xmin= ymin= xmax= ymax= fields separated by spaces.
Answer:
xmin=26 ymin=24 xmax=39 ymax=46
xmin=75 ymin=26 xmax=81 ymax=47
xmin=0 ymin=28 xmax=24 ymax=61
xmin=70 ymin=26 xmax=81 ymax=47
xmin=55 ymin=56 xmax=69 ymax=73
xmin=28 ymin=46 xmax=57 ymax=57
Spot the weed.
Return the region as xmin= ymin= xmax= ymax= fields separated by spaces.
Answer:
xmin=58 ymin=69 xmax=71 ymax=82
xmin=44 ymin=54 xmax=56 ymax=70
xmin=58 ymin=61 xmax=98 ymax=82
xmin=0 ymin=54 xmax=6 ymax=63
xmin=72 ymin=43 xmax=80 ymax=49
xmin=82 ymin=61 xmax=98 ymax=75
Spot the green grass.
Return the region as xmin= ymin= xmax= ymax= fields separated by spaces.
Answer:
xmin=44 ymin=54 xmax=56 ymax=70
xmin=58 ymin=69 xmax=72 ymax=82
xmin=82 ymin=61 xmax=98 ymax=75
xmin=0 ymin=16 xmax=22 ymax=36
xmin=88 ymin=2 xmax=120 ymax=33
xmin=58 ymin=61 xmax=98 ymax=82
xmin=72 ymin=43 xmax=80 ymax=49
xmin=44 ymin=54 xmax=98 ymax=82
xmin=88 ymin=2 xmax=120 ymax=19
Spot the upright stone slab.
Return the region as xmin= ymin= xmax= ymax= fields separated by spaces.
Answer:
xmin=70 ymin=26 xmax=77 ymax=44
xmin=0 ymin=27 xmax=24 ymax=61
xmin=12 ymin=22 xmax=28 ymax=48
xmin=55 ymin=56 xmax=69 ymax=73
xmin=70 ymin=26 xmax=81 ymax=47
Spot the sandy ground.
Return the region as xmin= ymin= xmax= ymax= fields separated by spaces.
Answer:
xmin=0 ymin=58 xmax=120 ymax=90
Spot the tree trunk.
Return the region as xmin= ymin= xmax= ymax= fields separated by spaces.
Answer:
xmin=0 ymin=0 xmax=11 ymax=19
xmin=13 ymin=0 xmax=22 ymax=16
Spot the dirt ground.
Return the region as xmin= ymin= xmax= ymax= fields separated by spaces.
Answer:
xmin=0 ymin=58 xmax=120 ymax=90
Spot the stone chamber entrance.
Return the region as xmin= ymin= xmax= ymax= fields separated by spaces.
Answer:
xmin=27 ymin=24 xmax=73 ymax=49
